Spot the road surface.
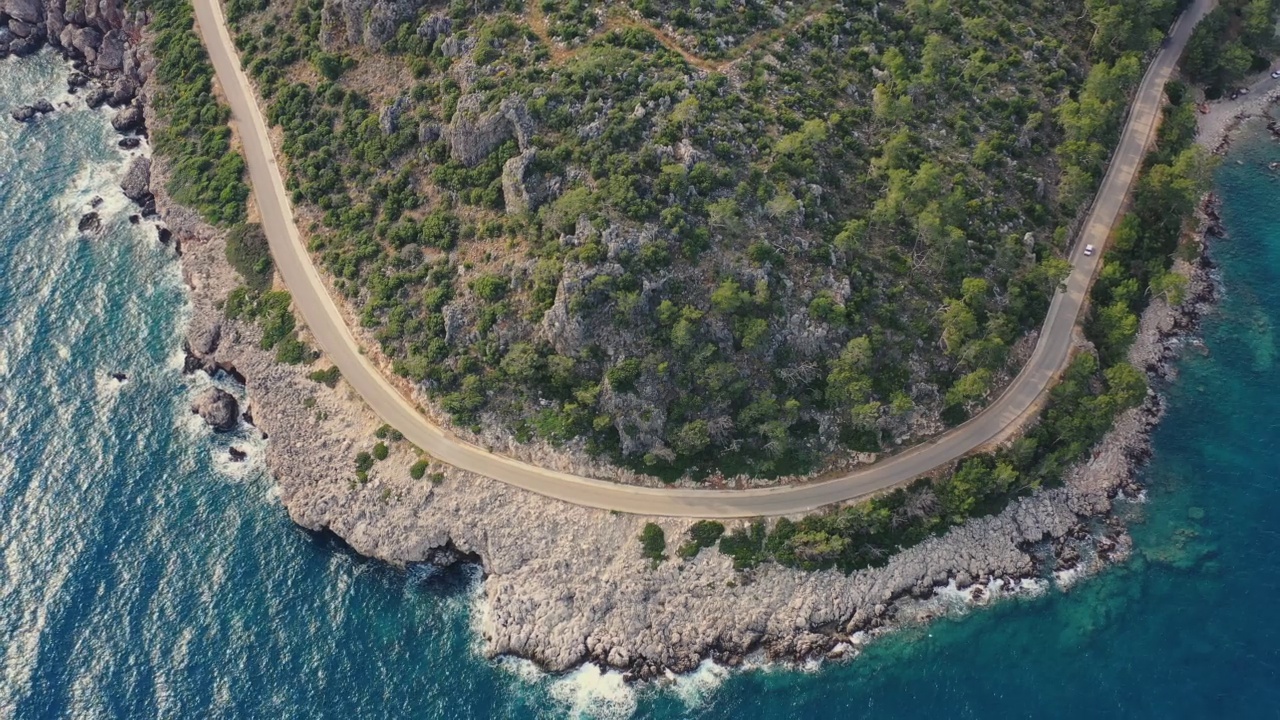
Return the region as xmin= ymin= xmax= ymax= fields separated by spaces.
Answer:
xmin=192 ymin=0 xmax=1212 ymax=518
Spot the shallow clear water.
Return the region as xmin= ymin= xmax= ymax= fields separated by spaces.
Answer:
xmin=3 ymin=51 xmax=1280 ymax=719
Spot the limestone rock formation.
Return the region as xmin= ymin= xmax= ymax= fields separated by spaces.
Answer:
xmin=501 ymin=149 xmax=541 ymax=214
xmin=445 ymin=94 xmax=532 ymax=167
xmin=191 ymin=387 xmax=239 ymax=432
xmin=319 ymin=0 xmax=426 ymax=49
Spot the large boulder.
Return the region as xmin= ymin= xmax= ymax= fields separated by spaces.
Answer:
xmin=191 ymin=387 xmax=239 ymax=432
xmin=110 ymin=103 xmax=142 ymax=132
xmin=4 ymin=0 xmax=42 ymax=24
xmin=120 ymin=155 xmax=150 ymax=204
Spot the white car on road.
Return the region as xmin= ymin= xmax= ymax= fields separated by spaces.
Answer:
xmin=1083 ymin=244 xmax=1095 ymax=256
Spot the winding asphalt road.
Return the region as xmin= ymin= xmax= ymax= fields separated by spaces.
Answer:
xmin=193 ymin=0 xmax=1212 ymax=518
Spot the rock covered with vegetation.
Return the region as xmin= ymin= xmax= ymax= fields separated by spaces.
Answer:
xmin=134 ymin=0 xmax=1234 ymax=678
xmin=216 ymin=0 xmax=1225 ymax=481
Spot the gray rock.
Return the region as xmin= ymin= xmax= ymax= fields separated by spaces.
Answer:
xmin=4 ymin=0 xmax=42 ymax=24
xmin=320 ymin=0 xmax=425 ymax=49
xmin=110 ymin=103 xmax=142 ymax=132
xmin=418 ymin=121 xmax=441 ymax=144
xmin=8 ymin=18 xmax=37 ymax=38
xmin=11 ymin=98 xmax=51 ymax=121
xmin=501 ymin=149 xmax=542 ymax=214
xmin=84 ymin=86 xmax=110 ymax=109
xmin=379 ymin=95 xmax=410 ymax=134
xmin=78 ymin=211 xmax=101 ymax=233
xmin=188 ymin=321 xmax=222 ymax=358
xmin=96 ymin=27 xmax=123 ymax=70
xmin=446 ymin=94 xmax=533 ymax=167
xmin=191 ymin=387 xmax=239 ymax=432
xmin=8 ymin=34 xmax=38 ymax=55
xmin=120 ymin=156 xmax=150 ymax=204
xmin=416 ymin=12 xmax=450 ymax=43
xmin=68 ymin=25 xmax=101 ymax=62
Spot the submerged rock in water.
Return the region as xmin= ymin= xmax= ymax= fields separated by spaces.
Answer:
xmin=78 ymin=212 xmax=101 ymax=234
xmin=191 ymin=387 xmax=239 ymax=432
xmin=229 ymin=447 xmax=248 ymax=462
xmin=110 ymin=372 xmax=128 ymax=382
xmin=11 ymin=98 xmax=52 ymax=122
xmin=118 ymin=136 xmax=140 ymax=150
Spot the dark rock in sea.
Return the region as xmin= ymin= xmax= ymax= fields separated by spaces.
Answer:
xmin=120 ymin=156 xmax=151 ymax=204
xmin=228 ymin=447 xmax=248 ymax=462
xmin=128 ymin=214 xmax=139 ymax=224
xmin=117 ymin=136 xmax=140 ymax=150
xmin=11 ymin=99 xmax=51 ymax=122
xmin=84 ymin=87 xmax=110 ymax=109
xmin=68 ymin=71 xmax=90 ymax=89
xmin=191 ymin=387 xmax=239 ymax=433
xmin=110 ymin=103 xmax=143 ymax=133
xmin=110 ymin=372 xmax=127 ymax=382
xmin=90 ymin=196 xmax=103 ymax=208
xmin=10 ymin=36 xmax=39 ymax=56
xmin=78 ymin=212 xmax=101 ymax=233
xmin=156 ymin=226 xmax=172 ymax=245
xmin=242 ymin=407 xmax=255 ymax=426
xmin=139 ymin=195 xmax=156 ymax=218
xmin=213 ymin=361 xmax=247 ymax=386
xmin=182 ymin=351 xmax=204 ymax=375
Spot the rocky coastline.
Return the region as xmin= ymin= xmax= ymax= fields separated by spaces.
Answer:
xmin=12 ymin=5 xmax=1233 ymax=679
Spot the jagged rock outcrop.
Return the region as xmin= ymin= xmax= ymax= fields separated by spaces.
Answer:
xmin=416 ymin=12 xmax=450 ymax=43
xmin=191 ymin=387 xmax=239 ymax=432
xmin=446 ymin=94 xmax=532 ymax=167
xmin=120 ymin=155 xmax=151 ymax=204
xmin=379 ymin=95 xmax=410 ymax=134
xmin=319 ymin=0 xmax=426 ymax=50
xmin=501 ymin=149 xmax=541 ymax=213
xmin=10 ymin=98 xmax=52 ymax=121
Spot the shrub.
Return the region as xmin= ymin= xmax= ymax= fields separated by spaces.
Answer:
xmin=308 ymin=366 xmax=341 ymax=387
xmin=225 ymin=223 xmax=273 ymax=292
xmin=409 ymin=459 xmax=429 ymax=479
xmin=372 ymin=442 xmax=389 ymax=461
xmin=640 ymin=522 xmax=666 ymax=561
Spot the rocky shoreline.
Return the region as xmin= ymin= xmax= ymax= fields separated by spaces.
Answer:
xmin=14 ymin=4 xmax=1232 ymax=679
xmin=167 ymin=137 xmax=1220 ymax=680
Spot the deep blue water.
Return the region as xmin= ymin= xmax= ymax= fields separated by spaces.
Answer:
xmin=3 ymin=50 xmax=1280 ymax=719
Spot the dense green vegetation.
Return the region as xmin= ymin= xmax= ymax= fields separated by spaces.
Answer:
xmin=1183 ymin=0 xmax=1278 ymax=95
xmin=640 ymin=522 xmax=667 ymax=561
xmin=716 ymin=83 xmax=1215 ymax=574
xmin=223 ymin=0 xmax=1203 ymax=481
xmin=148 ymin=0 xmax=250 ymax=225
xmin=224 ymin=287 xmax=316 ymax=364
xmin=677 ymin=520 xmax=725 ymax=558
xmin=225 ymin=223 xmax=274 ymax=292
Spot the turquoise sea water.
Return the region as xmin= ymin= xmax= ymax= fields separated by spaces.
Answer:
xmin=3 ymin=51 xmax=1280 ymax=718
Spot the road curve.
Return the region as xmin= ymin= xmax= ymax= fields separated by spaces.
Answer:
xmin=193 ymin=0 xmax=1212 ymax=518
